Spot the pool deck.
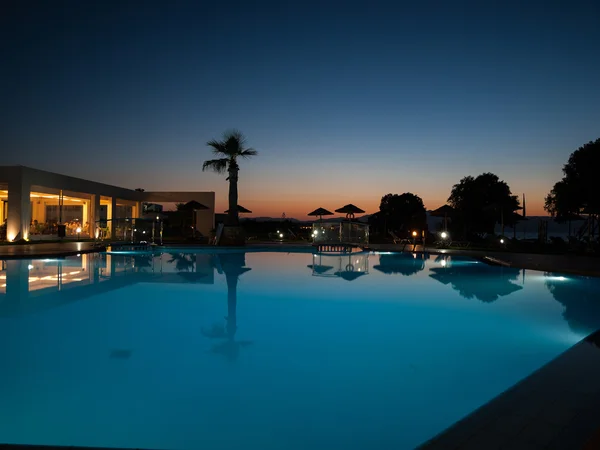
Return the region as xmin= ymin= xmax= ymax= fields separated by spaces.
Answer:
xmin=0 ymin=241 xmax=105 ymax=258
xmin=368 ymin=243 xmax=600 ymax=278
xmin=418 ymin=330 xmax=600 ymax=450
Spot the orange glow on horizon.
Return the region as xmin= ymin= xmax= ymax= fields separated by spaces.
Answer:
xmin=214 ymin=197 xmax=548 ymax=220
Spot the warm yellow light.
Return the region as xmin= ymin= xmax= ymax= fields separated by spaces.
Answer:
xmin=412 ymin=231 xmax=418 ymax=237
xmin=76 ymin=227 xmax=82 ymax=233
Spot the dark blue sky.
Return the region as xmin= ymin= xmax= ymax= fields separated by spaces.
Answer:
xmin=2 ymin=0 xmax=599 ymax=216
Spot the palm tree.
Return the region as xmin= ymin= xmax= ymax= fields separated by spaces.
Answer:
xmin=202 ymin=130 xmax=257 ymax=226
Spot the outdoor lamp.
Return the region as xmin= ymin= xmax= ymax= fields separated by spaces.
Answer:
xmin=76 ymin=227 xmax=82 ymax=234
xmin=279 ymin=233 xmax=284 ymax=238
xmin=441 ymin=231 xmax=448 ymax=239
xmin=500 ymin=238 xmax=504 ymax=244
xmin=412 ymin=231 xmax=418 ymax=237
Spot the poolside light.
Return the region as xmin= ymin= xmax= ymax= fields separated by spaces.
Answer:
xmin=279 ymin=233 xmax=284 ymax=238
xmin=76 ymin=227 xmax=82 ymax=234
xmin=134 ymin=229 xmax=137 ymax=232
xmin=412 ymin=231 xmax=418 ymax=237
xmin=28 ymin=264 xmax=34 ymax=270
xmin=500 ymin=238 xmax=504 ymax=244
xmin=441 ymin=259 xmax=447 ymax=267
xmin=441 ymin=231 xmax=448 ymax=239
xmin=143 ymin=231 xmax=146 ymax=234
xmin=156 ymin=216 xmax=159 ymax=220
xmin=313 ymin=230 xmax=318 ymax=236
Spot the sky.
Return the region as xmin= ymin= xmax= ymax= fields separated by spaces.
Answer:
xmin=1 ymin=0 xmax=599 ymax=218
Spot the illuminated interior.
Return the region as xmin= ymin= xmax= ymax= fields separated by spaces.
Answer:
xmin=0 ymin=189 xmax=139 ymax=241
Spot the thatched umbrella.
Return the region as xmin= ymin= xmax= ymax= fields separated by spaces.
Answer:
xmin=178 ymin=201 xmax=209 ymax=238
xmin=224 ymin=205 xmax=252 ymax=214
xmin=335 ymin=204 xmax=365 ymax=243
xmin=335 ymin=204 xmax=365 ymax=219
xmin=180 ymin=200 xmax=209 ymax=211
xmin=307 ymin=264 xmax=335 ymax=275
xmin=308 ymin=207 xmax=334 ymax=221
xmin=430 ymin=205 xmax=454 ymax=231
xmin=334 ymin=270 xmax=366 ymax=281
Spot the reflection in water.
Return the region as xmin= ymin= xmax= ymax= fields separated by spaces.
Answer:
xmin=2 ymin=249 xmax=600 ymax=450
xmin=201 ymin=252 xmax=253 ymax=361
xmin=308 ymin=252 xmax=369 ymax=281
xmin=373 ymin=252 xmax=426 ymax=276
xmin=545 ymin=274 xmax=600 ymax=335
xmin=168 ymin=253 xmax=195 ymax=272
xmin=0 ymin=252 xmax=217 ymax=318
xmin=429 ymin=260 xmax=522 ymax=302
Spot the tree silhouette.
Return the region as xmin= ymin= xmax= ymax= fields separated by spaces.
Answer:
xmin=448 ymin=173 xmax=520 ymax=237
xmin=373 ymin=193 xmax=427 ymax=236
xmin=202 ymin=130 xmax=258 ymax=226
xmin=202 ymin=252 xmax=252 ymax=361
xmin=168 ymin=253 xmax=195 ymax=272
xmin=545 ymin=274 xmax=600 ymax=335
xmin=429 ymin=262 xmax=522 ymax=302
xmin=373 ymin=253 xmax=425 ymax=276
xmin=545 ymin=138 xmax=600 ymax=218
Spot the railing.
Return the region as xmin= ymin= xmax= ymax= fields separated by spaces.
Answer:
xmin=312 ymin=220 xmax=369 ymax=246
xmin=94 ymin=218 xmax=163 ymax=244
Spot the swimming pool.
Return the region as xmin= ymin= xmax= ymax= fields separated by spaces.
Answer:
xmin=1 ymin=248 xmax=599 ymax=449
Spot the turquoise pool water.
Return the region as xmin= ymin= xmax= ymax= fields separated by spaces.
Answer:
xmin=1 ymin=248 xmax=599 ymax=449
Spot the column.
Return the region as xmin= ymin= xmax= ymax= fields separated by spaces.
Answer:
xmin=5 ymin=259 xmax=30 ymax=314
xmin=107 ymin=197 xmax=117 ymax=238
xmin=89 ymin=195 xmax=101 ymax=238
xmin=133 ymin=202 xmax=141 ymax=219
xmin=7 ymin=177 xmax=31 ymax=242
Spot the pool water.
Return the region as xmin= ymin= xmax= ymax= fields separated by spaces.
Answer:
xmin=1 ymin=249 xmax=599 ymax=450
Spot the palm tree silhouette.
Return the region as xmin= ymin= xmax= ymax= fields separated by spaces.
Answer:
xmin=202 ymin=252 xmax=252 ymax=360
xmin=168 ymin=253 xmax=195 ymax=272
xmin=202 ymin=130 xmax=258 ymax=226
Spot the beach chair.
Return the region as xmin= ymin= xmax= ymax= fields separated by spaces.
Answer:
xmin=389 ymin=231 xmax=412 ymax=245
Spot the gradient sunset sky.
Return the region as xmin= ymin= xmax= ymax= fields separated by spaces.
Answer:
xmin=2 ymin=1 xmax=599 ymax=218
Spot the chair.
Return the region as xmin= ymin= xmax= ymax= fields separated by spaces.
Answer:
xmin=389 ymin=231 xmax=412 ymax=245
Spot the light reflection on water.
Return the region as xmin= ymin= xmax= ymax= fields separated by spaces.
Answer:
xmin=0 ymin=249 xmax=599 ymax=450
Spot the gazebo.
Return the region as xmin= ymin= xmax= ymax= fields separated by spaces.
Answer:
xmin=308 ymin=252 xmax=369 ymax=279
